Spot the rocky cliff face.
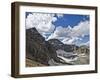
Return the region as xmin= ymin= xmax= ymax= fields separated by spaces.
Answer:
xmin=48 ymin=39 xmax=78 ymax=52
xmin=26 ymin=28 xmax=60 ymax=65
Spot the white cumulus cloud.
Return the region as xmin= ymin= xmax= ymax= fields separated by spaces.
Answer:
xmin=56 ymin=14 xmax=64 ymax=18
xmin=62 ymin=37 xmax=79 ymax=44
xmin=26 ymin=13 xmax=56 ymax=34
xmin=47 ymin=25 xmax=72 ymax=40
xmin=47 ymin=21 xmax=90 ymax=46
xmin=26 ymin=13 xmax=64 ymax=38
xmin=70 ymin=21 xmax=89 ymax=38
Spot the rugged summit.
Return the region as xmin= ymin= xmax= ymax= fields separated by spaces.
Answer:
xmin=48 ymin=39 xmax=78 ymax=52
xmin=26 ymin=28 xmax=60 ymax=65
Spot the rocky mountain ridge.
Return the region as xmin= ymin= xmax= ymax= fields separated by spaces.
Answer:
xmin=26 ymin=28 xmax=66 ymax=66
xmin=26 ymin=27 xmax=89 ymax=66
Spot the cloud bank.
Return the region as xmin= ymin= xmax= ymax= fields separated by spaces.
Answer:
xmin=26 ymin=13 xmax=64 ymax=39
xmin=26 ymin=12 xmax=89 ymax=46
xmin=47 ymin=21 xmax=90 ymax=46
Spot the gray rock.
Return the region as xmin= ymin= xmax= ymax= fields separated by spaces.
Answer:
xmin=26 ymin=28 xmax=60 ymax=65
xmin=48 ymin=39 xmax=78 ymax=52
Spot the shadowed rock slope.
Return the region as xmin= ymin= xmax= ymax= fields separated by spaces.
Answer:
xmin=26 ymin=28 xmax=61 ymax=66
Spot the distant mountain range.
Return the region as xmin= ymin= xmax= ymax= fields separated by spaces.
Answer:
xmin=48 ymin=39 xmax=79 ymax=52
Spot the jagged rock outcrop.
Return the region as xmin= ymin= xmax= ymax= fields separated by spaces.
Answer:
xmin=26 ymin=28 xmax=60 ymax=65
xmin=48 ymin=39 xmax=78 ymax=52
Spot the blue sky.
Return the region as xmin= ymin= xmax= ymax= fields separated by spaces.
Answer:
xmin=26 ymin=12 xmax=90 ymax=46
xmin=53 ymin=14 xmax=89 ymax=28
xmin=53 ymin=14 xmax=90 ymax=46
